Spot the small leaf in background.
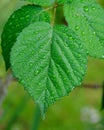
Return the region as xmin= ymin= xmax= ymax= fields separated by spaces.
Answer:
xmin=10 ymin=22 xmax=87 ymax=116
xmin=23 ymin=0 xmax=71 ymax=6
xmin=23 ymin=0 xmax=55 ymax=6
xmin=64 ymin=0 xmax=104 ymax=59
xmin=1 ymin=5 xmax=50 ymax=70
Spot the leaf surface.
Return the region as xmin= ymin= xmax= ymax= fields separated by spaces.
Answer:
xmin=1 ymin=5 xmax=50 ymax=70
xmin=10 ymin=22 xmax=87 ymax=116
xmin=64 ymin=0 xmax=104 ymax=58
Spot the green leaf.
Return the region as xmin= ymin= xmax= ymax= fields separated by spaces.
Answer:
xmin=23 ymin=0 xmax=55 ymax=6
xmin=10 ymin=22 xmax=87 ymax=116
xmin=64 ymin=0 xmax=104 ymax=58
xmin=23 ymin=0 xmax=71 ymax=5
xmin=1 ymin=5 xmax=50 ymax=70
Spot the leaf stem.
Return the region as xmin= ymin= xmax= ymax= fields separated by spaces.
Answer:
xmin=52 ymin=4 xmax=57 ymax=26
xmin=31 ymin=105 xmax=41 ymax=130
xmin=43 ymin=1 xmax=59 ymax=26
xmin=43 ymin=6 xmax=53 ymax=12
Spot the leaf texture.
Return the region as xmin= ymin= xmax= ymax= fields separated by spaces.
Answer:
xmin=64 ymin=0 xmax=104 ymax=58
xmin=1 ymin=5 xmax=50 ymax=70
xmin=10 ymin=22 xmax=87 ymax=116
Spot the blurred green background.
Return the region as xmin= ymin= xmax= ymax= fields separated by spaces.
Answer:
xmin=0 ymin=0 xmax=104 ymax=130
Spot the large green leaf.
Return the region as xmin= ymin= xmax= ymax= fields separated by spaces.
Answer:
xmin=64 ymin=0 xmax=104 ymax=58
xmin=10 ymin=22 xmax=87 ymax=116
xmin=1 ymin=5 xmax=50 ymax=70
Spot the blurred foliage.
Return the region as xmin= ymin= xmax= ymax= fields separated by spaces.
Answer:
xmin=0 ymin=0 xmax=104 ymax=130
xmin=0 ymin=0 xmax=18 ymax=36
xmin=98 ymin=0 xmax=104 ymax=7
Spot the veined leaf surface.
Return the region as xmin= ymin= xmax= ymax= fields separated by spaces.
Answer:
xmin=64 ymin=0 xmax=104 ymax=58
xmin=10 ymin=22 xmax=87 ymax=116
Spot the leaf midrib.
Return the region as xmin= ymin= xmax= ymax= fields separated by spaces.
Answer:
xmin=40 ymin=26 xmax=53 ymax=109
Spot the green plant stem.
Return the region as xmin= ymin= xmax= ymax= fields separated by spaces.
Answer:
xmin=51 ymin=0 xmax=58 ymax=26
xmin=31 ymin=105 xmax=41 ymax=130
xmin=52 ymin=6 xmax=57 ymax=25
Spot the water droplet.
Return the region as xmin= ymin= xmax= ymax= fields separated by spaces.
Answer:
xmin=93 ymin=32 xmax=96 ymax=35
xmin=29 ymin=62 xmax=33 ymax=67
xmin=20 ymin=17 xmax=24 ymax=20
xmin=69 ymin=35 xmax=73 ymax=40
xmin=12 ymin=14 xmax=15 ymax=18
xmin=83 ymin=6 xmax=89 ymax=12
xmin=63 ymin=78 xmax=67 ymax=82
xmin=75 ymin=26 xmax=79 ymax=30
xmin=77 ymin=54 xmax=81 ymax=58
xmin=82 ymin=31 xmax=85 ymax=35
xmin=34 ymin=70 xmax=39 ymax=76
xmin=38 ymin=82 xmax=41 ymax=86
xmin=52 ymin=91 xmax=55 ymax=95
xmin=26 ymin=15 xmax=30 ymax=18
xmin=20 ymin=79 xmax=24 ymax=83
xmin=31 ymin=51 xmax=34 ymax=55
xmin=16 ymin=24 xmax=19 ymax=28
xmin=92 ymin=6 xmax=95 ymax=10
xmin=9 ymin=22 xmax=12 ymax=25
